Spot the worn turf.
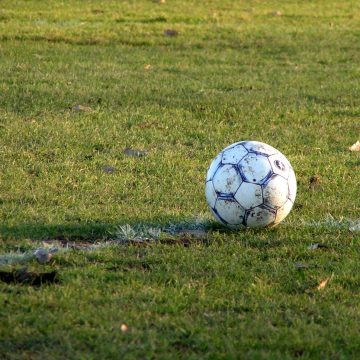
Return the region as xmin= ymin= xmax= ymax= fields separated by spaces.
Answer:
xmin=0 ymin=0 xmax=359 ymax=358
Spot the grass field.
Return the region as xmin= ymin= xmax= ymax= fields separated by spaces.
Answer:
xmin=0 ymin=0 xmax=359 ymax=358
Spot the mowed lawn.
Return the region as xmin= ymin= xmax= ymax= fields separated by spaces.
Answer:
xmin=0 ymin=0 xmax=359 ymax=358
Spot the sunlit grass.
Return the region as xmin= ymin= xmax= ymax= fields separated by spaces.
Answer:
xmin=0 ymin=0 xmax=359 ymax=358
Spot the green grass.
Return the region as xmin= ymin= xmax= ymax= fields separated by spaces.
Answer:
xmin=0 ymin=0 xmax=359 ymax=358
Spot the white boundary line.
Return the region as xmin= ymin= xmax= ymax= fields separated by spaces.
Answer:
xmin=0 ymin=216 xmax=358 ymax=266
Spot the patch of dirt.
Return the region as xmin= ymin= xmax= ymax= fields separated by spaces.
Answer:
xmin=160 ymin=236 xmax=209 ymax=247
xmin=178 ymin=229 xmax=208 ymax=239
xmin=293 ymin=348 xmax=305 ymax=357
xmin=0 ymin=268 xmax=59 ymax=286
xmin=102 ymin=165 xmax=116 ymax=174
xmin=43 ymin=239 xmax=102 ymax=250
xmin=309 ymin=175 xmax=322 ymax=190
xmin=164 ymin=29 xmax=179 ymax=37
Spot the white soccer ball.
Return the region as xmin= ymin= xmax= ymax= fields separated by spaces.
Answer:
xmin=205 ymin=141 xmax=297 ymax=228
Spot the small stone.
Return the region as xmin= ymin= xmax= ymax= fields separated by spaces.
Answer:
xmin=33 ymin=248 xmax=53 ymax=264
xmin=124 ymin=148 xmax=148 ymax=157
xmin=121 ymin=324 xmax=128 ymax=332
xmin=102 ymin=165 xmax=116 ymax=174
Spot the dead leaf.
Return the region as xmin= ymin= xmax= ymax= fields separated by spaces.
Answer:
xmin=349 ymin=140 xmax=360 ymax=152
xmin=269 ymin=10 xmax=283 ymax=16
xmin=72 ymin=104 xmax=94 ymax=112
xmin=137 ymin=121 xmax=154 ymax=129
xmin=164 ymin=29 xmax=179 ymax=37
xmin=317 ymin=274 xmax=334 ymax=290
xmin=124 ymin=148 xmax=148 ymax=157
xmin=121 ymin=324 xmax=128 ymax=332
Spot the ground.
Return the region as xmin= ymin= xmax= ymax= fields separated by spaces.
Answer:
xmin=0 ymin=0 xmax=359 ymax=359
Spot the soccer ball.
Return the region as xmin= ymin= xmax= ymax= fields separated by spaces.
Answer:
xmin=205 ymin=141 xmax=296 ymax=228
